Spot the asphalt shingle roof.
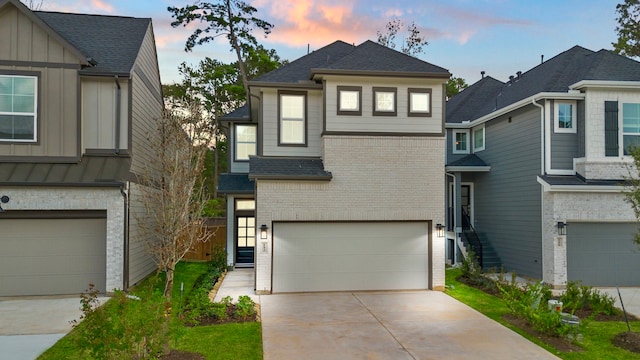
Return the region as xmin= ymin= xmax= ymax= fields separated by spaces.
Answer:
xmin=220 ymin=104 xmax=250 ymax=121
xmin=35 ymin=11 xmax=151 ymax=75
xmin=447 ymin=45 xmax=640 ymax=123
xmin=218 ymin=173 xmax=255 ymax=194
xmin=248 ymin=157 xmax=332 ymax=180
xmin=251 ymin=40 xmax=449 ymax=84
xmin=446 ymin=154 xmax=489 ymax=167
xmin=539 ymin=175 xmax=626 ymax=187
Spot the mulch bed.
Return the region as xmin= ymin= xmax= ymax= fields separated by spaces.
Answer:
xmin=160 ymin=350 xmax=206 ymax=360
xmin=457 ymin=274 xmax=640 ymax=354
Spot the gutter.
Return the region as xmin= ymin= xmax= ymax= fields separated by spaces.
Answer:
xmin=531 ymin=98 xmax=545 ymax=175
xmin=120 ymin=182 xmax=130 ymax=290
xmin=536 ymin=176 xmax=624 ymax=193
xmin=114 ymin=75 xmax=121 ymax=155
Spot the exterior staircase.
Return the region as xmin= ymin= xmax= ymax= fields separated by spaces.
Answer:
xmin=460 ymin=208 xmax=502 ymax=271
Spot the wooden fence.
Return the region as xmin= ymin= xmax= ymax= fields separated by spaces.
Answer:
xmin=183 ymin=217 xmax=226 ymax=262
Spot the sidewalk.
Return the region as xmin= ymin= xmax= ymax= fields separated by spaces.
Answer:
xmin=213 ymin=268 xmax=260 ymax=304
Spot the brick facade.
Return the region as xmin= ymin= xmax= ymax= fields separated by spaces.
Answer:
xmin=255 ymin=135 xmax=446 ymax=293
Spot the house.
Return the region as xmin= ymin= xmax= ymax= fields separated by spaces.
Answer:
xmin=0 ymin=0 xmax=162 ymax=296
xmin=445 ymin=45 xmax=640 ymax=287
xmin=219 ymin=40 xmax=450 ymax=293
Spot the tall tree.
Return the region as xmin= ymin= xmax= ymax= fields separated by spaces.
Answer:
xmin=168 ymin=0 xmax=274 ymax=96
xmin=377 ymin=18 xmax=429 ymax=57
xmin=624 ymin=146 xmax=640 ymax=246
xmin=613 ymin=0 xmax=640 ymax=58
xmin=446 ymin=76 xmax=469 ymax=99
xmin=136 ymin=103 xmax=212 ymax=299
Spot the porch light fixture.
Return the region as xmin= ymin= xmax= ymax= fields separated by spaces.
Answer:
xmin=0 ymin=195 xmax=9 ymax=212
xmin=260 ymin=224 xmax=269 ymax=239
xmin=556 ymin=221 xmax=567 ymax=236
xmin=436 ymin=223 xmax=445 ymax=238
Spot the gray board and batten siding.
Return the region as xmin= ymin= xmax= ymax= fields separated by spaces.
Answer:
xmin=471 ymin=105 xmax=543 ymax=278
xmin=550 ymin=101 xmax=580 ymax=170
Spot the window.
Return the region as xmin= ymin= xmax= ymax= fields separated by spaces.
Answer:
xmin=279 ymin=91 xmax=306 ymax=145
xmin=408 ymin=88 xmax=432 ymax=117
xmin=235 ymin=199 xmax=255 ymax=210
xmin=554 ymin=101 xmax=576 ymax=133
xmin=337 ymin=86 xmax=361 ymax=115
xmin=235 ymin=124 xmax=256 ymax=161
xmin=473 ymin=125 xmax=485 ymax=152
xmin=373 ymin=87 xmax=397 ymax=116
xmin=452 ymin=130 xmax=469 ymax=154
xmin=623 ymin=103 xmax=640 ymax=155
xmin=0 ymin=75 xmax=37 ymax=142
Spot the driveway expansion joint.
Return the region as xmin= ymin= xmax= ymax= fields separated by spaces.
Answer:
xmin=351 ymin=292 xmax=417 ymax=360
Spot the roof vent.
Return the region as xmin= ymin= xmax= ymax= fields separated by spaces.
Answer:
xmin=87 ymin=57 xmax=98 ymax=66
xmin=509 ymin=75 xmax=515 ymax=84
xmin=516 ymin=71 xmax=522 ymax=80
xmin=481 ymin=71 xmax=485 ymax=78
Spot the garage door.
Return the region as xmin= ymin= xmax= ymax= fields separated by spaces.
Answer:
xmin=567 ymin=222 xmax=640 ymax=286
xmin=273 ymin=222 xmax=429 ymax=292
xmin=0 ymin=217 xmax=107 ymax=296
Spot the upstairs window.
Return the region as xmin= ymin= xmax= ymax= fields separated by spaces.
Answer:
xmin=554 ymin=101 xmax=576 ymax=133
xmin=473 ymin=125 xmax=485 ymax=152
xmin=337 ymin=86 xmax=361 ymax=115
xmin=235 ymin=124 xmax=256 ymax=161
xmin=452 ymin=130 xmax=469 ymax=154
xmin=0 ymin=75 xmax=37 ymax=142
xmin=408 ymin=88 xmax=431 ymax=117
xmin=279 ymin=91 xmax=306 ymax=145
xmin=373 ymin=87 xmax=397 ymax=116
xmin=623 ymin=103 xmax=640 ymax=155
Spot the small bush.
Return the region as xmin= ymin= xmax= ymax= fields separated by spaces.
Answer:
xmin=561 ymin=281 xmax=619 ymax=316
xmin=235 ymin=296 xmax=256 ymax=319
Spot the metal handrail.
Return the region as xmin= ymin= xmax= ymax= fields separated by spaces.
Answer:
xmin=461 ymin=208 xmax=483 ymax=268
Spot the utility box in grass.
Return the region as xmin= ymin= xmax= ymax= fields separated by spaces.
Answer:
xmin=548 ymin=300 xmax=563 ymax=312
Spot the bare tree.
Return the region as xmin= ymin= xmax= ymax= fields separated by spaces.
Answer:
xmin=377 ymin=18 xmax=429 ymax=57
xmin=22 ymin=0 xmax=43 ymax=10
xmin=136 ymin=103 xmax=213 ymax=299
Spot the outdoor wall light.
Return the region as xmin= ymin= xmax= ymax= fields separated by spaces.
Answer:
xmin=260 ymin=224 xmax=269 ymax=239
xmin=557 ymin=221 xmax=567 ymax=236
xmin=436 ymin=223 xmax=445 ymax=238
xmin=0 ymin=195 xmax=9 ymax=212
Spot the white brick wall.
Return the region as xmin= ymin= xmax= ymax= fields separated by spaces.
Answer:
xmin=255 ymin=135 xmax=446 ymax=293
xmin=541 ymin=189 xmax=633 ymax=287
xmin=1 ymin=186 xmax=124 ymax=291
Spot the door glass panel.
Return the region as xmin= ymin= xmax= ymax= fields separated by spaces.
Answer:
xmin=247 ymin=236 xmax=256 ymax=247
xmin=247 ymin=217 xmax=255 ymax=227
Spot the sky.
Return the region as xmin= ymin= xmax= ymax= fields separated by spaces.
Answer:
xmin=32 ymin=0 xmax=623 ymax=86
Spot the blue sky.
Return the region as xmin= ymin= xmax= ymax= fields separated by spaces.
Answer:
xmin=34 ymin=0 xmax=622 ymax=85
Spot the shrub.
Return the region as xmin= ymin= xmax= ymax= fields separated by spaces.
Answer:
xmin=72 ymin=283 xmax=169 ymax=359
xmin=561 ymin=281 xmax=619 ymax=316
xmin=181 ymin=253 xmax=227 ymax=323
xmin=235 ymin=295 xmax=256 ymax=319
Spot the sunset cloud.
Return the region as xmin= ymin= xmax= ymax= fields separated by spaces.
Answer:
xmin=43 ymin=0 xmax=115 ymax=14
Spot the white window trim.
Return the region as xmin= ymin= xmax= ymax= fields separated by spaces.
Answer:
xmin=452 ymin=129 xmax=470 ymax=154
xmin=473 ymin=124 xmax=485 ymax=152
xmin=554 ymin=101 xmax=577 ymax=134
xmin=0 ymin=74 xmax=38 ymax=142
xmin=234 ymin=124 xmax=257 ymax=161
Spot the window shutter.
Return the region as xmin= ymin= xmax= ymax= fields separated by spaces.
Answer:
xmin=605 ymin=101 xmax=618 ymax=157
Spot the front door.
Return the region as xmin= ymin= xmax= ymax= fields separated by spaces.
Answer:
xmin=236 ymin=216 xmax=255 ymax=266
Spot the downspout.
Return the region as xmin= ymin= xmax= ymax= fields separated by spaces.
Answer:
xmin=114 ymin=75 xmax=121 ymax=155
xmin=120 ymin=182 xmax=130 ymax=290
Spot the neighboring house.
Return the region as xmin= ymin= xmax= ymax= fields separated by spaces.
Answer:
xmin=445 ymin=45 xmax=640 ymax=287
xmin=0 ymin=0 xmax=162 ymax=296
xmin=219 ymin=40 xmax=449 ymax=293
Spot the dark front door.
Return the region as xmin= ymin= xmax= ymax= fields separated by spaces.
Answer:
xmin=236 ymin=216 xmax=255 ymax=266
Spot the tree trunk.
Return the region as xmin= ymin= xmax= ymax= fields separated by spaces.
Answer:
xmin=213 ymin=132 xmax=219 ymax=198
xmin=226 ymin=0 xmax=250 ymax=97
xmin=164 ymin=266 xmax=174 ymax=301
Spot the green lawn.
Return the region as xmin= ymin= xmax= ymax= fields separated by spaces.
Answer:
xmin=445 ymin=267 xmax=640 ymax=359
xmin=39 ymin=262 xmax=262 ymax=360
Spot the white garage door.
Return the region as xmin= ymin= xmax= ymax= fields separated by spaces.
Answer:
xmin=0 ymin=217 xmax=107 ymax=296
xmin=273 ymin=222 xmax=430 ymax=292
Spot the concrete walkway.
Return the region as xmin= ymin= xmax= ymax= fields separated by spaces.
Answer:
xmin=213 ymin=268 xmax=261 ymax=304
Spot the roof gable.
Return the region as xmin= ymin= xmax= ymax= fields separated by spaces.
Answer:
xmin=251 ymin=40 xmax=450 ymax=85
xmin=0 ymin=0 xmax=88 ymax=65
xmin=35 ymin=11 xmax=151 ymax=75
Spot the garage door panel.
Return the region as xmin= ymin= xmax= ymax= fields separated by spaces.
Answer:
xmin=0 ymin=218 xmax=107 ymax=296
xmin=273 ymin=222 xmax=429 ymax=292
xmin=567 ymin=222 xmax=640 ymax=286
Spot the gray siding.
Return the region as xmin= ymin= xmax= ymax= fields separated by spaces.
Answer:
xmin=472 ymin=105 xmax=542 ymax=278
xmin=129 ymin=24 xmax=163 ymax=176
xmin=550 ymin=132 xmax=578 ymax=169
xmin=127 ymin=183 xmax=156 ymax=286
xmin=445 ymin=128 xmax=469 ymax=164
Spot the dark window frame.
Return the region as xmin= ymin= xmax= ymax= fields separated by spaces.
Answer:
xmin=278 ymin=90 xmax=308 ymax=147
xmin=372 ymin=87 xmax=397 ymax=117
xmin=337 ymin=86 xmax=362 ymax=116
xmin=407 ymin=88 xmax=432 ymax=117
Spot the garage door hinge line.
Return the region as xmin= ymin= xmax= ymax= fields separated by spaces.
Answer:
xmin=352 ymin=293 xmax=416 ymax=360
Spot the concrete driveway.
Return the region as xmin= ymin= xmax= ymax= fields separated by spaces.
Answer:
xmin=261 ymin=291 xmax=559 ymax=360
xmin=0 ymin=296 xmax=107 ymax=360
